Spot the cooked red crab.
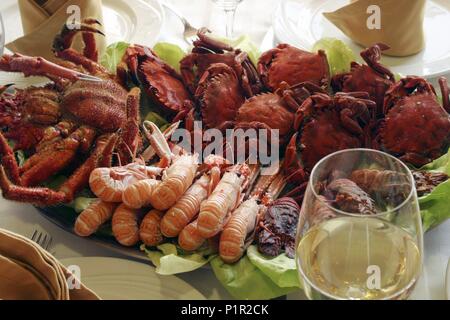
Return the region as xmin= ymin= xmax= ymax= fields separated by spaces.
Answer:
xmin=180 ymin=28 xmax=262 ymax=96
xmin=233 ymin=82 xmax=327 ymax=147
xmin=0 ymin=19 xmax=142 ymax=206
xmin=378 ymin=76 xmax=450 ymax=167
xmin=331 ymin=44 xmax=395 ymax=115
xmin=293 ymin=92 xmax=376 ymax=174
xmin=121 ymin=44 xmax=193 ymax=121
xmin=258 ymin=43 xmax=330 ymax=91
xmin=195 ymin=63 xmax=246 ymax=130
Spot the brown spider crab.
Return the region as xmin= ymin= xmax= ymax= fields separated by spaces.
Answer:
xmin=0 ymin=19 xmax=142 ymax=206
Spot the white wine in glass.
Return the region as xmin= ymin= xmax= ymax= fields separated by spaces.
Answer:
xmin=296 ymin=149 xmax=423 ymax=300
xmin=211 ymin=0 xmax=244 ymax=38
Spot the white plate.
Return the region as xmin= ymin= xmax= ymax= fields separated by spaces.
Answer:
xmin=273 ymin=0 xmax=450 ymax=79
xmin=446 ymin=258 xmax=450 ymax=300
xmin=60 ymin=257 xmax=206 ymax=300
xmin=0 ymin=0 xmax=164 ymax=87
xmin=0 ymin=0 xmax=164 ymax=46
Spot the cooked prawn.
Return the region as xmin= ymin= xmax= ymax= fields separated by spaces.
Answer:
xmin=139 ymin=209 xmax=165 ymax=246
xmin=111 ymin=203 xmax=142 ymax=246
xmin=89 ymin=163 xmax=162 ymax=202
xmin=219 ymin=172 xmax=286 ymax=263
xmin=160 ymin=155 xmax=226 ymax=237
xmin=122 ymin=178 xmax=160 ymax=209
xmin=74 ymin=200 xmax=118 ymax=237
xmin=178 ymin=219 xmax=206 ymax=251
xmin=149 ymin=154 xmax=199 ymax=210
xmin=197 ymin=164 xmax=258 ymax=238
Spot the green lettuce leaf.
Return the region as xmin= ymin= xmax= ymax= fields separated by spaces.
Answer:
xmin=246 ymin=246 xmax=300 ymax=288
xmin=420 ymin=149 xmax=450 ymax=174
xmin=100 ymin=41 xmax=130 ymax=73
xmin=313 ymin=38 xmax=356 ymax=76
xmin=144 ymin=111 xmax=169 ymax=129
xmin=419 ymin=180 xmax=450 ymax=232
xmin=153 ymin=42 xmax=186 ymax=73
xmin=210 ymin=255 xmax=298 ymax=300
xmin=418 ymin=149 xmax=450 ymax=231
xmin=141 ymin=243 xmax=214 ymax=275
xmin=71 ymin=197 xmax=98 ymax=213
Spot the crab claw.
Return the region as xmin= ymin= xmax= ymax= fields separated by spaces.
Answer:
xmin=53 ymin=19 xmax=105 ymax=53
xmin=439 ymin=77 xmax=450 ymax=113
xmin=0 ymin=83 xmax=13 ymax=95
xmin=0 ymin=166 xmax=67 ymax=206
xmin=142 ymin=120 xmax=174 ymax=167
xmin=282 ymin=133 xmax=307 ymax=184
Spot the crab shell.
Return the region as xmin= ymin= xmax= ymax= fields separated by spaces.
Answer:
xmin=234 ymin=92 xmax=295 ymax=145
xmin=380 ymin=77 xmax=450 ymax=167
xmin=195 ymin=63 xmax=245 ymax=129
xmin=331 ymin=44 xmax=395 ymax=114
xmin=62 ymin=80 xmax=128 ymax=132
xmin=296 ymin=93 xmax=374 ymax=172
xmin=258 ymin=44 xmax=330 ymax=91
xmin=124 ymin=45 xmax=192 ymax=119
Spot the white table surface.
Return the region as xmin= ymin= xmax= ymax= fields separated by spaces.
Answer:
xmin=1 ymin=0 xmax=449 ymax=300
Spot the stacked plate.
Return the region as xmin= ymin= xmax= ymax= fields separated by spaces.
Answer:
xmin=272 ymin=0 xmax=450 ymax=79
xmin=0 ymin=228 xmax=99 ymax=300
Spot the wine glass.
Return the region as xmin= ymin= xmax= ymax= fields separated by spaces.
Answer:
xmin=0 ymin=13 xmax=5 ymax=55
xmin=211 ymin=0 xmax=243 ymax=38
xmin=295 ymin=149 xmax=423 ymax=300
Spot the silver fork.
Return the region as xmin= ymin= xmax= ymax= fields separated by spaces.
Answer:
xmin=30 ymin=229 xmax=53 ymax=251
xmin=162 ymin=2 xmax=198 ymax=44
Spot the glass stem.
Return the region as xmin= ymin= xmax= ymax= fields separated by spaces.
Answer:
xmin=224 ymin=8 xmax=237 ymax=39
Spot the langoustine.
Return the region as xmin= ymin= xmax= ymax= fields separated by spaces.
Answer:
xmin=196 ymin=163 xmax=258 ymax=239
xmin=219 ymin=171 xmax=287 ymax=263
xmin=74 ymin=200 xmax=118 ymax=237
xmin=161 ymin=155 xmax=230 ymax=239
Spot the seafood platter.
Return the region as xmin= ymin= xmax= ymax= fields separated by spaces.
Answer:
xmin=1 ymin=21 xmax=450 ymax=298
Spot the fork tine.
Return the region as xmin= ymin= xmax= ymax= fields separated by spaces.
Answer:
xmin=36 ymin=232 xmax=43 ymax=246
xmin=42 ymin=234 xmax=48 ymax=250
xmin=31 ymin=229 xmax=38 ymax=242
xmin=46 ymin=236 xmax=53 ymax=250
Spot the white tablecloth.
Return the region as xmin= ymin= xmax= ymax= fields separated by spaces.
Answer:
xmin=1 ymin=0 xmax=449 ymax=300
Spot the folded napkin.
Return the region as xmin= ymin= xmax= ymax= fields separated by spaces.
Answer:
xmin=0 ymin=228 xmax=100 ymax=300
xmin=324 ymin=0 xmax=426 ymax=57
xmin=6 ymin=0 xmax=106 ymax=61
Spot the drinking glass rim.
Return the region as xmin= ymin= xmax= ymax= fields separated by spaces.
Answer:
xmin=309 ymin=148 xmax=416 ymax=218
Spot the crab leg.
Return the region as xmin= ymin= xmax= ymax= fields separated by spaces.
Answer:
xmin=53 ymin=19 xmax=108 ymax=75
xmin=117 ymin=88 xmax=141 ymax=165
xmin=20 ymin=126 xmax=96 ymax=187
xmin=0 ymin=132 xmax=21 ymax=184
xmin=60 ymin=133 xmax=118 ymax=202
xmin=0 ymin=167 xmax=66 ymax=206
xmin=0 ymin=53 xmax=90 ymax=82
xmin=439 ymin=77 xmax=450 ymax=113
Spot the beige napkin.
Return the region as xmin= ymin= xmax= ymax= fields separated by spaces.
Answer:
xmin=0 ymin=255 xmax=53 ymax=300
xmin=6 ymin=0 xmax=106 ymax=62
xmin=324 ymin=0 xmax=426 ymax=57
xmin=0 ymin=228 xmax=100 ymax=300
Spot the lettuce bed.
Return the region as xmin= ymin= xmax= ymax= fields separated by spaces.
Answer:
xmin=46 ymin=38 xmax=450 ymax=300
